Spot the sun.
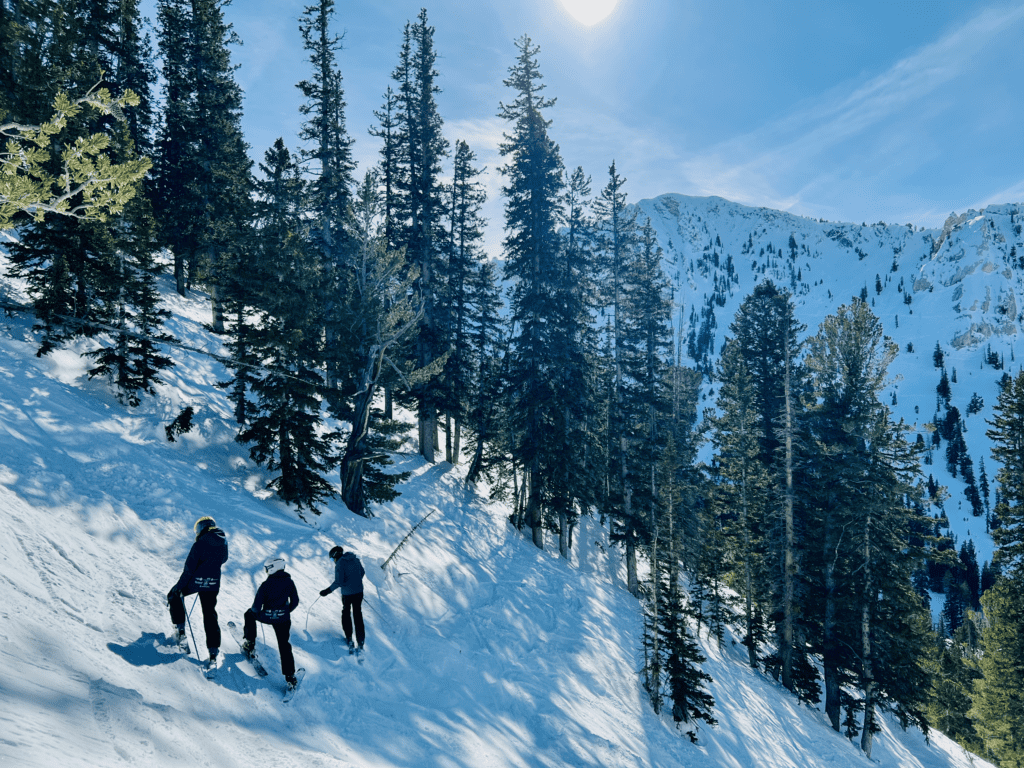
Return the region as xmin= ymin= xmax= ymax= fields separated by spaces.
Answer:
xmin=558 ymin=0 xmax=618 ymax=26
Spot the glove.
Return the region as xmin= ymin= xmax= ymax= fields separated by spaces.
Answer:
xmin=319 ymin=588 xmax=331 ymax=597
xmin=167 ymin=588 xmax=181 ymax=603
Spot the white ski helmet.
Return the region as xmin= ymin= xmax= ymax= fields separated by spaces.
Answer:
xmin=264 ymin=556 xmax=286 ymax=576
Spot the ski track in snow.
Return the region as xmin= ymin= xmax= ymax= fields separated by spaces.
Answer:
xmin=0 ymin=252 xmax=996 ymax=767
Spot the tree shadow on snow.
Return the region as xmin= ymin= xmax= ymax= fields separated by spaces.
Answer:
xmin=107 ymin=632 xmax=186 ymax=667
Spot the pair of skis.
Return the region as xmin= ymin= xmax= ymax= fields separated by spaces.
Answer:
xmin=171 ymin=627 xmax=223 ymax=681
xmin=225 ymin=621 xmax=306 ymax=702
xmin=169 ymin=622 xmax=304 ymax=701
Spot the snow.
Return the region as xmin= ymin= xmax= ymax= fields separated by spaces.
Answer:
xmin=0 ymin=245 xmax=995 ymax=767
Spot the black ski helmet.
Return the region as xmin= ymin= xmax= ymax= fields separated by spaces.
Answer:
xmin=194 ymin=516 xmax=216 ymax=539
xmin=329 ymin=546 xmax=344 ymax=560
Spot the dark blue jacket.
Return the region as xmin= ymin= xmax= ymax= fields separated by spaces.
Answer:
xmin=325 ymin=552 xmax=364 ymax=596
xmin=251 ymin=571 xmax=299 ymax=624
xmin=173 ymin=526 xmax=228 ymax=593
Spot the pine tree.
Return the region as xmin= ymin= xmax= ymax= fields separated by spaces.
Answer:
xmin=235 ymin=139 xmax=336 ymax=514
xmin=973 ymin=368 xmax=1024 ymax=765
xmin=439 ymin=139 xmax=487 ymax=465
xmin=987 ymin=370 xmax=1024 ymax=564
xmin=153 ymin=0 xmax=252 ymax=315
xmin=728 ymin=282 xmax=810 ymax=696
xmin=928 ymin=634 xmax=982 ymax=753
xmin=546 ymin=165 xmax=602 ymax=558
xmin=387 ymin=10 xmax=449 ymax=462
xmin=646 ymin=434 xmax=716 ymax=736
xmin=463 ymin=259 xmax=506 ymax=487
xmin=369 ymin=85 xmax=401 ymax=252
xmin=974 ymin=582 xmax=1024 ymax=766
xmin=84 ymin=123 xmax=175 ymax=405
xmin=497 ymin=35 xmax=565 ymax=549
xmin=296 ymin=0 xmax=355 ymax=395
xmin=337 ymin=171 xmax=421 ymax=515
xmin=710 ymin=338 xmax=771 ymax=667
xmin=593 ymin=161 xmax=642 ymax=592
xmin=805 ymin=300 xmax=931 ymax=754
xmin=7 ymin=0 xmax=162 ymax=385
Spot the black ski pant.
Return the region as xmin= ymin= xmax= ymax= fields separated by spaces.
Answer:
xmin=342 ymin=592 xmax=365 ymax=647
xmin=169 ymin=589 xmax=221 ymax=651
xmin=243 ymin=610 xmax=295 ymax=678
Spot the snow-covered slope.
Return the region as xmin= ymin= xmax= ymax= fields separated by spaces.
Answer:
xmin=639 ymin=194 xmax=1024 ymax=570
xmin=0 ymin=243 xmax=993 ymax=767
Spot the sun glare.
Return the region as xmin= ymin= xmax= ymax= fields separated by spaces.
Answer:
xmin=558 ymin=0 xmax=618 ymax=26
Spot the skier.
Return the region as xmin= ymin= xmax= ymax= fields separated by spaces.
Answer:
xmin=167 ymin=516 xmax=228 ymax=667
xmin=319 ymin=545 xmax=366 ymax=653
xmin=241 ymin=556 xmax=300 ymax=690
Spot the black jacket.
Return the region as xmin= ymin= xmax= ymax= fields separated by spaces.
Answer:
xmin=173 ymin=526 xmax=228 ymax=593
xmin=251 ymin=571 xmax=299 ymax=624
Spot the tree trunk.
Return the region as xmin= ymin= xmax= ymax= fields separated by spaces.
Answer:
xmin=781 ymin=336 xmax=796 ymax=692
xmin=211 ymin=283 xmax=225 ymax=334
xmin=626 ymin=537 xmax=639 ymax=596
xmin=740 ymin=460 xmax=758 ymax=668
xmin=559 ymin=510 xmax=569 ymax=559
xmin=529 ymin=459 xmax=543 ymax=549
xmin=822 ymin=488 xmax=841 ymax=729
xmin=860 ymin=510 xmax=875 ymax=757
xmin=175 ymin=252 xmax=186 ymax=296
xmin=418 ymin=406 xmax=437 ymax=463
xmin=340 ymin=368 xmax=376 ymax=518
xmin=466 ymin=434 xmax=485 ymax=484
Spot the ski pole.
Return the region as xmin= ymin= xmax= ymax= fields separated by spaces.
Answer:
xmin=304 ymin=594 xmax=322 ymax=632
xmin=184 ymin=594 xmax=199 ymax=654
xmin=364 ymin=595 xmax=392 ymax=632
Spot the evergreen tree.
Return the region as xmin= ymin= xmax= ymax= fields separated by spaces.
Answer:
xmin=974 ymin=582 xmax=1024 ymax=766
xmin=710 ymin=338 xmax=771 ymax=667
xmin=234 ymin=139 xmax=336 ymax=514
xmin=927 ymin=631 xmax=982 ymax=754
xmin=153 ymin=0 xmax=252 ymax=315
xmin=645 ymin=433 xmax=716 ymax=736
xmin=438 ymin=139 xmax=487 ymax=465
xmin=83 ymin=129 xmax=174 ymax=406
xmin=974 ymin=369 xmax=1024 ymax=764
xmin=369 ymin=85 xmax=401 ymax=252
xmin=463 ymin=258 xmax=506 ymax=487
xmin=593 ymin=160 xmax=643 ymax=592
xmin=387 ymin=10 xmax=449 ymax=462
xmin=804 ymin=300 xmax=932 ymax=754
xmin=337 ymin=171 xmax=421 ymax=515
xmin=296 ymin=0 xmax=355 ymax=395
xmin=497 ymin=35 xmax=565 ymax=549
xmin=987 ymin=370 xmax=1024 ymax=565
xmin=728 ymin=282 xmax=809 ymax=697
xmin=544 ymin=164 xmax=602 ymax=558
xmin=7 ymin=0 xmax=165 ymax=393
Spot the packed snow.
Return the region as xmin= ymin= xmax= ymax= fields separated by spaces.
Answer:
xmin=0 ymin=237 xmax=994 ymax=767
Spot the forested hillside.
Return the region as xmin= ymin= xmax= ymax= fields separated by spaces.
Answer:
xmin=4 ymin=2 xmax=1024 ymax=765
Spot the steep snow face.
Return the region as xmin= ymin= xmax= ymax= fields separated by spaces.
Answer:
xmin=917 ymin=206 xmax=1022 ymax=349
xmin=637 ymin=194 xmax=1024 ymax=570
xmin=638 ymin=194 xmax=1024 ymax=356
xmin=0 ymin=246 xmax=994 ymax=767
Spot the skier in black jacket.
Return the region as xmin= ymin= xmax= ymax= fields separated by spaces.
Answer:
xmin=319 ymin=545 xmax=366 ymax=652
xmin=167 ymin=516 xmax=229 ymax=664
xmin=242 ymin=556 xmax=300 ymax=688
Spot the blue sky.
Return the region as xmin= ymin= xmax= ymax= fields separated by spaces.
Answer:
xmin=143 ymin=0 xmax=1024 ymax=252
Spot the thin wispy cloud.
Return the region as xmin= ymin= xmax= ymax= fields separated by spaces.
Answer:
xmin=671 ymin=3 xmax=1024 ymax=221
